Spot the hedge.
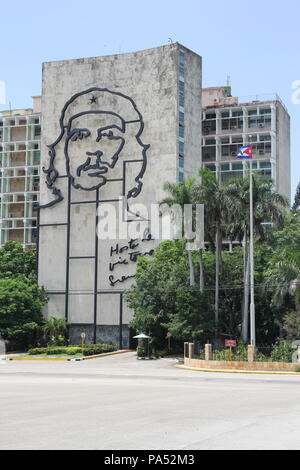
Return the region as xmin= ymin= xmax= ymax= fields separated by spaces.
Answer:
xmin=28 ymin=344 xmax=119 ymax=356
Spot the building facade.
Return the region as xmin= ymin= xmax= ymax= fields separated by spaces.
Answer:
xmin=0 ymin=97 xmax=41 ymax=248
xmin=38 ymin=43 xmax=202 ymax=347
xmin=0 ymin=47 xmax=292 ymax=347
xmin=202 ymin=87 xmax=291 ymax=204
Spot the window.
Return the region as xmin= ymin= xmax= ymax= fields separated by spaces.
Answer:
xmin=221 ymin=111 xmax=230 ymax=118
xmin=232 ymin=110 xmax=243 ymax=117
xmin=34 ymin=125 xmax=41 ymax=137
xmin=259 ymin=161 xmax=271 ymax=169
xmin=221 ymin=163 xmax=230 ymax=171
xmin=179 ymin=141 xmax=184 ymax=156
xmin=232 ymin=136 xmax=243 ymax=144
xmin=205 ymin=138 xmax=216 ymax=145
xmin=179 ymin=156 xmax=184 ymax=168
xmin=221 ymin=146 xmax=229 ymax=157
xmin=202 ymin=121 xmax=216 ymax=134
xmin=232 ymin=163 xmax=243 ymax=170
xmin=206 ymin=113 xmax=216 ymax=120
xmin=248 ymin=116 xmax=271 ymax=129
xmin=179 ymin=82 xmax=184 ymax=107
xmin=33 ymin=150 xmax=40 ymax=163
xmin=179 ymin=51 xmax=185 ymax=76
xmin=222 ymin=118 xmax=243 ymax=131
xmin=259 ymin=134 xmax=271 ymax=142
xmin=179 ymin=112 xmax=184 ymax=126
xmin=259 ymin=169 xmax=272 ymax=178
xmin=221 ymin=137 xmax=230 ymax=144
xmin=259 ymin=108 xmax=271 ymax=115
xmin=179 ymin=126 xmax=184 ymax=138
xmin=248 ymin=109 xmax=257 ymax=116
xmin=203 ymin=146 xmax=216 ymax=161
xmin=178 ymin=172 xmax=184 ymax=183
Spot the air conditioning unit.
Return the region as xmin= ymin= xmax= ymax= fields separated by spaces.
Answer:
xmin=259 ymin=124 xmax=265 ymax=128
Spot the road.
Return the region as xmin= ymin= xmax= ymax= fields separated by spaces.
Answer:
xmin=0 ymin=352 xmax=300 ymax=450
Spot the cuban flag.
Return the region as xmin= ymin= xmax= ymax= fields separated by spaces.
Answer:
xmin=236 ymin=144 xmax=253 ymax=159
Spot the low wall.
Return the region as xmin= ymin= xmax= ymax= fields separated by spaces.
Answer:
xmin=185 ymin=357 xmax=298 ymax=372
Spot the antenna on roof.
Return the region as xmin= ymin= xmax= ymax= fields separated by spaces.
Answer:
xmin=227 ymin=75 xmax=231 ymax=87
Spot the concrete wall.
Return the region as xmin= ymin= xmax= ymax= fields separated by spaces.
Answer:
xmin=38 ymin=44 xmax=202 ymax=346
xmin=185 ymin=357 xmax=298 ymax=372
xmin=181 ymin=46 xmax=202 ymax=178
xmin=277 ymin=102 xmax=291 ymax=203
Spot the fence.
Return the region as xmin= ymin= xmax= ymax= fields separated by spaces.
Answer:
xmin=184 ymin=342 xmax=300 ymax=372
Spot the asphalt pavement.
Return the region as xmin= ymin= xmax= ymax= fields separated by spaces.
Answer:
xmin=0 ymin=352 xmax=300 ymax=450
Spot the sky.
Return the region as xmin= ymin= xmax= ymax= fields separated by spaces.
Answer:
xmin=0 ymin=0 xmax=299 ymax=199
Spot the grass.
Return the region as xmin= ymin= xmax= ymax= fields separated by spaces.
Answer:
xmin=7 ymin=352 xmax=84 ymax=359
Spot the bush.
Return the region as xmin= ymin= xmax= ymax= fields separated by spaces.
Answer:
xmin=0 ymin=276 xmax=47 ymax=350
xmin=43 ymin=318 xmax=69 ymax=346
xmin=270 ymin=340 xmax=293 ymax=363
xmin=28 ymin=343 xmax=118 ymax=356
xmin=136 ymin=344 xmax=146 ymax=357
xmin=28 ymin=347 xmax=81 ymax=356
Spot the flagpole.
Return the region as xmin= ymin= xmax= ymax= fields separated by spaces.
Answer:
xmin=249 ymin=158 xmax=256 ymax=347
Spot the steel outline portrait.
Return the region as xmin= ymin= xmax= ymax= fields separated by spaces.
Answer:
xmin=40 ymin=87 xmax=150 ymax=209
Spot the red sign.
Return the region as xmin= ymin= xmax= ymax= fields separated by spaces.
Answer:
xmin=225 ymin=340 xmax=237 ymax=348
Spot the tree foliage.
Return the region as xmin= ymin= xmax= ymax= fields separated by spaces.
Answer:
xmin=125 ymin=240 xmax=215 ymax=350
xmin=0 ymin=242 xmax=48 ymax=350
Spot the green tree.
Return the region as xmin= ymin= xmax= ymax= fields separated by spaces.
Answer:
xmin=43 ymin=317 xmax=69 ymax=346
xmin=0 ymin=276 xmax=47 ymax=350
xmin=125 ymin=240 xmax=214 ymax=350
xmin=223 ymin=172 xmax=288 ymax=341
xmin=293 ymin=182 xmax=300 ymax=210
xmin=0 ymin=241 xmax=36 ymax=278
xmin=161 ymin=178 xmax=197 ymax=287
xmin=0 ymin=242 xmax=48 ymax=350
xmin=193 ymin=169 xmax=227 ymax=326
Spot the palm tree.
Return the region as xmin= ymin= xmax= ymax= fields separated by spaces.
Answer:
xmin=161 ymin=178 xmax=197 ymax=286
xmin=224 ymin=172 xmax=288 ymax=341
xmin=267 ymin=250 xmax=300 ymax=311
xmin=43 ymin=317 xmax=69 ymax=345
xmin=293 ymin=182 xmax=300 ymax=210
xmin=193 ymin=169 xmax=227 ymax=325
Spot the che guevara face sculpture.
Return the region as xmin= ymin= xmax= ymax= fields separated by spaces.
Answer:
xmin=41 ymin=88 xmax=149 ymax=208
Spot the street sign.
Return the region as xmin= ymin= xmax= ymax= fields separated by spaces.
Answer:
xmin=225 ymin=340 xmax=237 ymax=348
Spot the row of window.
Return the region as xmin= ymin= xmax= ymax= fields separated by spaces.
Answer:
xmin=204 ymin=134 xmax=272 ymax=146
xmin=203 ymin=117 xmax=272 ymax=133
xmin=178 ymin=51 xmax=185 ymax=183
xmin=204 ymin=108 xmax=272 ymax=120
xmin=205 ymin=161 xmax=272 ymax=172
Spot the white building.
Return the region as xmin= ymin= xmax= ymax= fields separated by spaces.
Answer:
xmin=202 ymin=87 xmax=291 ymax=203
xmin=0 ymin=97 xmax=41 ymax=248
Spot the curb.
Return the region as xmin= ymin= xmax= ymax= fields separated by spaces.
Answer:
xmin=174 ymin=364 xmax=300 ymax=376
xmin=5 ymin=350 xmax=133 ymax=362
